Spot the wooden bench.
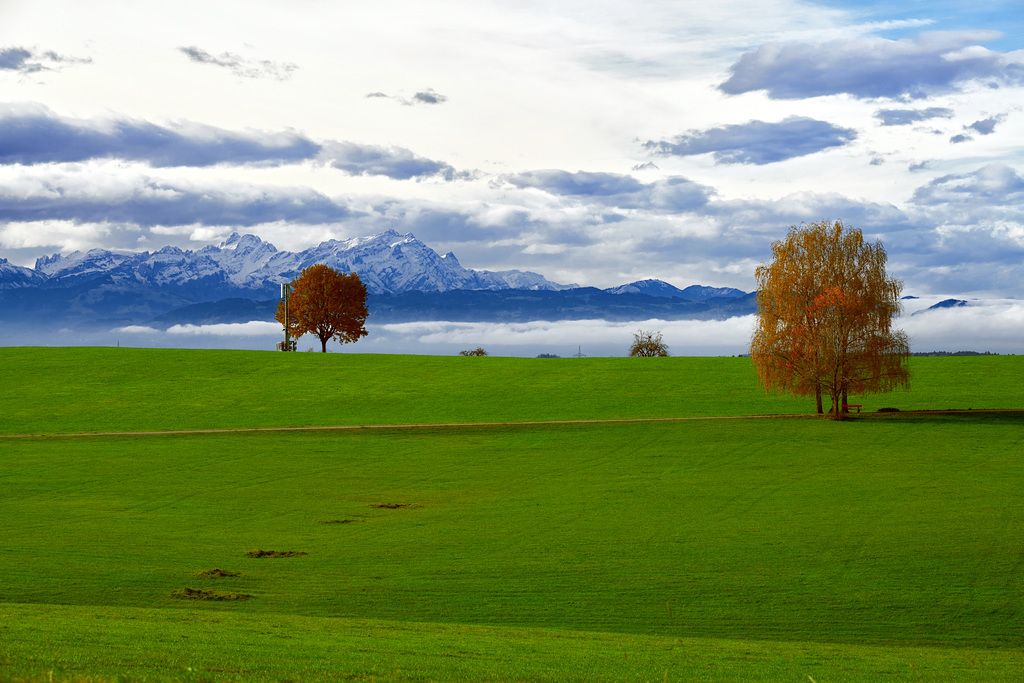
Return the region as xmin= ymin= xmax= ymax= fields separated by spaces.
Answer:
xmin=842 ymin=404 xmax=862 ymax=413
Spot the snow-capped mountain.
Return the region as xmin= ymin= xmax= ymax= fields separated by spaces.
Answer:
xmin=31 ymin=230 xmax=575 ymax=297
xmin=0 ymin=258 xmax=48 ymax=289
xmin=0 ymin=231 xmax=759 ymax=332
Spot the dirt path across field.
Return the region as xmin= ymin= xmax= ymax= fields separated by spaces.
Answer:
xmin=0 ymin=414 xmax=791 ymax=439
xmin=1 ymin=409 xmax=1019 ymax=439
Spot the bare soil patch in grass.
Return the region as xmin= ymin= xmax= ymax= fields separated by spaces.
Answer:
xmin=372 ymin=503 xmax=421 ymax=509
xmin=244 ymin=550 xmax=308 ymax=558
xmin=193 ymin=568 xmax=241 ymax=578
xmin=318 ymin=519 xmax=365 ymax=524
xmin=171 ymin=587 xmax=251 ymax=601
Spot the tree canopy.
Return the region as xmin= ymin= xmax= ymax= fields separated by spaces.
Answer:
xmin=277 ymin=264 xmax=369 ymax=352
xmin=750 ymin=220 xmax=909 ymax=420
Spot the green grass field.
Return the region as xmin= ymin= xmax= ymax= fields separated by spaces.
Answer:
xmin=1 ymin=348 xmax=1022 ymax=681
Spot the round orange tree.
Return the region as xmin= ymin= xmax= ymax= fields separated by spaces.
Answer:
xmin=750 ymin=220 xmax=910 ymax=420
xmin=277 ymin=264 xmax=369 ymax=352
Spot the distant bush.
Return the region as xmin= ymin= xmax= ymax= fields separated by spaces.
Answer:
xmin=877 ymin=407 xmax=901 ymax=413
xmin=629 ymin=330 xmax=669 ymax=357
xmin=536 ymin=353 xmax=560 ymax=359
xmin=459 ymin=347 xmax=488 ymax=356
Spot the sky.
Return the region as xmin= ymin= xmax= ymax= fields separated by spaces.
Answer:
xmin=1 ymin=0 xmax=1023 ymax=354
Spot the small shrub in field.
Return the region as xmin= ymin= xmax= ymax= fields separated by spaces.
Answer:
xmin=459 ymin=347 xmax=488 ymax=356
xmin=629 ymin=330 xmax=669 ymax=357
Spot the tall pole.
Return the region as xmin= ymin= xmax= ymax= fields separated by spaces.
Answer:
xmin=281 ymin=283 xmax=292 ymax=351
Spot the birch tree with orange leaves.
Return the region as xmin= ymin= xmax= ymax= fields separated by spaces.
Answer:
xmin=750 ymin=220 xmax=910 ymax=420
xmin=277 ymin=264 xmax=369 ymax=352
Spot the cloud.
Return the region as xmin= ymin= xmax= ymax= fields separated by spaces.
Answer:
xmin=643 ymin=117 xmax=857 ymax=165
xmin=377 ymin=316 xmax=758 ymax=356
xmin=898 ymin=165 xmax=1024 ymax=292
xmin=411 ymin=89 xmax=448 ymax=105
xmin=320 ymin=141 xmax=461 ymax=180
xmin=0 ymin=46 xmax=91 ymax=74
xmin=949 ymin=114 xmax=1010 ymax=144
xmin=898 ymin=300 xmax=1024 ymax=354
xmin=720 ymin=31 xmax=1024 ymax=100
xmin=0 ymin=47 xmax=36 ymax=72
xmin=366 ymin=89 xmax=450 ymax=106
xmin=503 ymin=170 xmax=712 ymax=211
xmin=165 ymin=321 xmax=282 ymax=336
xmin=0 ymin=105 xmax=321 ymax=167
xmin=966 ymin=114 xmax=1007 ymax=135
xmin=0 ymin=172 xmax=355 ymax=227
xmin=911 ymin=164 xmax=1024 ymax=208
xmin=35 ymin=305 xmax=1024 ymax=356
xmin=178 ymin=46 xmax=297 ymax=80
xmin=0 ymin=105 xmax=464 ymax=178
xmin=506 ymin=170 xmax=646 ymax=197
xmin=875 ymin=108 xmax=954 ymax=126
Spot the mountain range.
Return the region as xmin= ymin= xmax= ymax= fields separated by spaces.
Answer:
xmin=0 ymin=231 xmax=756 ymax=330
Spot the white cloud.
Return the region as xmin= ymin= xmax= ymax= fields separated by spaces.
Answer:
xmin=90 ymin=304 xmax=1024 ymax=356
xmin=377 ymin=317 xmax=757 ymax=356
xmin=720 ymin=31 xmax=1023 ymax=99
xmin=165 ymin=321 xmax=282 ymax=336
xmin=899 ymin=299 xmax=1024 ymax=353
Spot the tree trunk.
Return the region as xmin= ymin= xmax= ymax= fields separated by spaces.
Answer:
xmin=841 ymin=388 xmax=848 ymax=414
xmin=830 ymin=388 xmax=845 ymax=421
xmin=319 ymin=335 xmax=329 ymax=352
xmin=815 ymin=385 xmax=823 ymax=414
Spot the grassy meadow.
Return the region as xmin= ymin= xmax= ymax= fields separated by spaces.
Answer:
xmin=0 ymin=347 xmax=1022 ymax=681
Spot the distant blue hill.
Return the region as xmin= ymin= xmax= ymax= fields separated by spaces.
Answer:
xmin=603 ymin=279 xmax=747 ymax=301
xmin=147 ymin=289 xmax=759 ymax=329
xmin=911 ymin=299 xmax=969 ymax=316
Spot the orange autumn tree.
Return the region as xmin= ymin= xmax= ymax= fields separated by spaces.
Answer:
xmin=750 ymin=220 xmax=910 ymax=420
xmin=277 ymin=264 xmax=369 ymax=352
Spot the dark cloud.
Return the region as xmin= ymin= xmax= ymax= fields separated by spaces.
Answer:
xmin=0 ymin=106 xmax=321 ymax=167
xmin=367 ymin=89 xmax=450 ymax=106
xmin=875 ymin=108 xmax=954 ymax=126
xmin=507 ymin=170 xmax=645 ymax=196
xmin=643 ymin=117 xmax=856 ymax=165
xmin=411 ymin=89 xmax=448 ymax=105
xmin=0 ymin=178 xmax=354 ymax=227
xmin=504 ymin=170 xmax=712 ymax=211
xmin=720 ymin=31 xmax=1023 ymax=100
xmin=0 ymin=47 xmax=36 ymax=71
xmin=178 ymin=46 xmax=297 ymax=80
xmin=967 ymin=114 xmax=1007 ymax=135
xmin=320 ymin=142 xmax=462 ymax=180
xmin=911 ymin=164 xmax=1024 ymax=207
xmin=0 ymin=46 xmax=91 ymax=74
